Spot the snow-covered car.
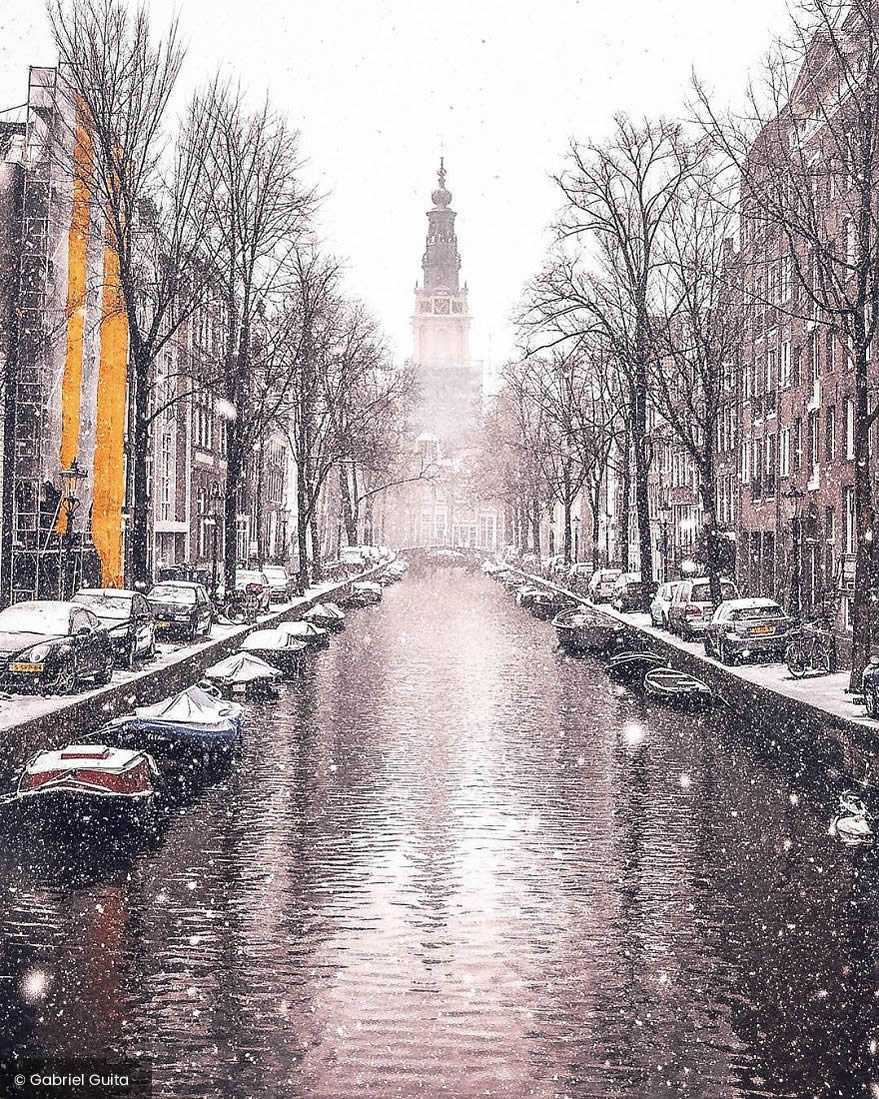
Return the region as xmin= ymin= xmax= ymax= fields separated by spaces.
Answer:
xmin=72 ymin=588 xmax=156 ymax=668
xmin=0 ymin=600 xmax=114 ymax=693
xmin=610 ymin=572 xmax=647 ymax=612
xmin=668 ymin=576 xmax=739 ymax=639
xmin=703 ymin=598 xmax=795 ymax=664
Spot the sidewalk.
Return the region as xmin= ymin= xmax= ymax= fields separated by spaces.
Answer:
xmin=0 ymin=570 xmax=380 ymax=774
xmin=511 ymin=569 xmax=875 ymax=736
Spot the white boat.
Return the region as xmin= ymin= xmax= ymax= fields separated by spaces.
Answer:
xmin=644 ymin=667 xmax=713 ymax=706
xmin=14 ymin=744 xmax=159 ymax=827
xmin=242 ymin=628 xmax=309 ymax=674
xmin=205 ymin=651 xmax=281 ymax=698
xmin=276 ymin=619 xmax=330 ymax=646
xmin=303 ymin=602 xmax=346 ymax=631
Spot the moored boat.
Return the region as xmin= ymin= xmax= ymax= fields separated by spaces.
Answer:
xmin=515 ymin=585 xmax=544 ymax=609
xmin=552 ymin=606 xmax=628 ymax=653
xmin=339 ymin=580 xmax=383 ymax=608
xmin=607 ymin=650 xmax=669 ymax=683
xmin=644 ymin=667 xmax=713 ymax=706
xmin=204 ymin=651 xmax=281 ymax=699
xmin=12 ymin=744 xmax=159 ymax=829
xmin=101 ymin=685 xmax=243 ymax=759
xmin=276 ymin=619 xmax=331 ymax=647
xmin=530 ymin=591 xmax=579 ymax=621
xmin=242 ymin=629 xmax=309 ymax=675
xmin=303 ymin=602 xmax=346 ymax=631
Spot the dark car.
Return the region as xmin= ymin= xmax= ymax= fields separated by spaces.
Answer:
xmin=147 ymin=581 xmax=213 ymax=641
xmin=862 ymin=658 xmax=879 ymax=717
xmin=0 ymin=600 xmax=114 ymax=694
xmin=703 ymin=598 xmax=795 ymax=665
xmin=611 ymin=573 xmax=648 ymax=612
xmin=73 ymin=588 xmax=156 ymax=668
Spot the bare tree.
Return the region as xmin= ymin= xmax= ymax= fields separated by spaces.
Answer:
xmin=695 ymin=0 xmax=879 ymax=686
xmin=49 ymin=0 xmax=220 ymax=587
xmin=522 ymin=115 xmax=692 ymax=601
xmin=204 ymin=85 xmax=316 ymax=593
xmin=652 ymin=155 xmax=741 ymax=606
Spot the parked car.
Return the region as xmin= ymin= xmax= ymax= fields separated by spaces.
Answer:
xmin=861 ymin=657 xmax=879 ymax=717
xmin=262 ymin=565 xmax=294 ymax=604
xmin=72 ymin=588 xmax=156 ymax=668
xmin=147 ymin=581 xmax=213 ymax=641
xmin=233 ymin=569 xmax=271 ymax=613
xmin=650 ymin=581 xmax=682 ymax=628
xmin=567 ymin=561 xmax=594 ymax=584
xmin=667 ymin=576 xmax=739 ymax=639
xmin=703 ymin=598 xmax=795 ymax=664
xmin=611 ymin=573 xmax=648 ymax=612
xmin=0 ymin=600 xmax=114 ymax=693
xmin=588 ymin=568 xmax=623 ymax=603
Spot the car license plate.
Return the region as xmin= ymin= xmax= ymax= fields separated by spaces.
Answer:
xmin=753 ymin=625 xmax=774 ymax=635
xmin=10 ymin=661 xmax=44 ymax=673
xmin=156 ymin=620 xmax=170 ymax=628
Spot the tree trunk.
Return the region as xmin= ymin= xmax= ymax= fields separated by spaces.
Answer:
xmin=223 ymin=422 xmax=243 ymax=594
xmin=590 ymin=480 xmax=601 ymax=571
xmin=562 ymin=462 xmax=572 ymax=564
xmin=296 ymin=464 xmax=309 ymax=596
xmin=255 ymin=438 xmax=265 ymax=569
xmin=339 ymin=461 xmax=357 ymax=544
xmin=531 ymin=498 xmax=541 ymax=557
xmin=620 ymin=436 xmax=631 ymax=572
xmin=850 ymin=340 xmax=875 ymax=689
xmin=308 ymin=503 xmax=322 ymax=582
xmin=130 ymin=354 xmax=152 ymax=589
xmin=699 ymin=461 xmax=721 ymax=609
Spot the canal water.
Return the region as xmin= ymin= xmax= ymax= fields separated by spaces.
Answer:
xmin=1 ymin=571 xmax=878 ymax=1098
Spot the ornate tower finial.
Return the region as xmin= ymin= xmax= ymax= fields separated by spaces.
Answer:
xmin=438 ymin=156 xmax=446 ymax=189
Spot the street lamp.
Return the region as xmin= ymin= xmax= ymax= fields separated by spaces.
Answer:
xmin=573 ymin=515 xmax=581 ymax=562
xmin=604 ymin=510 xmax=613 ymax=566
xmin=783 ymin=483 xmax=806 ymax=618
xmin=58 ymin=457 xmax=87 ymax=599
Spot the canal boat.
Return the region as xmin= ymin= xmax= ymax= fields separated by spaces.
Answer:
xmin=276 ymin=620 xmax=331 ymax=647
xmin=12 ymin=744 xmax=159 ymax=829
xmin=552 ymin=606 xmax=628 ymax=654
xmin=242 ymin=628 xmax=309 ymax=675
xmin=204 ymin=651 xmax=281 ymax=699
xmin=303 ymin=602 xmax=346 ymax=631
xmin=832 ymin=792 xmax=874 ymax=846
xmin=643 ymin=667 xmax=713 ymax=707
xmin=102 ymin=685 xmax=244 ymax=759
xmin=339 ymin=581 xmax=383 ymax=608
xmin=607 ymin=650 xmax=669 ymax=683
xmin=515 ymin=585 xmax=544 ymax=609
xmin=531 ymin=591 xmax=579 ymax=621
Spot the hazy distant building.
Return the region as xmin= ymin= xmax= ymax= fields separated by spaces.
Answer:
xmin=380 ymin=161 xmax=501 ymax=551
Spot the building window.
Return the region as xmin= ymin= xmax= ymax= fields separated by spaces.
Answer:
xmin=844 ymin=486 xmax=855 ymax=554
xmin=845 ymin=397 xmax=855 ymax=459
xmin=809 ymin=410 xmax=820 ymax=468
xmin=781 ymin=340 xmax=791 ymax=387
xmin=825 ymin=405 xmax=836 ymax=461
xmin=794 ymin=417 xmax=803 ymax=470
xmin=780 ymin=426 xmax=791 ymax=477
xmin=195 ymin=392 xmax=214 ymax=450
xmin=811 ymin=328 xmax=821 ymax=380
xmin=160 ymin=433 xmax=172 ymax=522
xmin=825 ymin=505 xmax=835 ymax=544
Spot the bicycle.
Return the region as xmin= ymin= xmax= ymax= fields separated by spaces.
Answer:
xmin=785 ymin=618 xmax=837 ymax=678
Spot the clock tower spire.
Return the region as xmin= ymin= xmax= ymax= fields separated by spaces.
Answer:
xmin=413 ymin=158 xmax=470 ymax=367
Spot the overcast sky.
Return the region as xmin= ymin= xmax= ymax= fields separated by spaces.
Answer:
xmin=0 ymin=0 xmax=792 ymax=369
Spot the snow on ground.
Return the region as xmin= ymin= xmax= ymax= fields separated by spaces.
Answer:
xmin=595 ymin=602 xmax=873 ymax=731
xmin=0 ymin=587 xmax=331 ymax=737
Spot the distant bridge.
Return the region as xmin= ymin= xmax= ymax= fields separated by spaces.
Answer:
xmin=395 ymin=545 xmax=487 ymax=573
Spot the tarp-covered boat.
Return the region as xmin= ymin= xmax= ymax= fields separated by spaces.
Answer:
xmin=205 ymin=651 xmax=281 ymax=698
xmin=242 ymin=629 xmax=309 ymax=675
xmin=339 ymin=581 xmax=383 ymax=608
xmin=515 ymin=585 xmax=544 ymax=609
xmin=303 ymin=602 xmax=346 ymax=631
xmin=832 ymin=791 xmax=874 ymax=846
xmin=276 ymin=620 xmax=331 ymax=647
xmin=13 ymin=744 xmax=159 ymax=827
xmin=552 ymin=607 xmax=628 ymax=653
xmin=102 ymin=686 xmax=243 ymax=757
xmin=531 ymin=591 xmax=579 ymax=621
xmin=607 ymin=650 xmax=669 ymax=683
xmin=644 ymin=667 xmax=713 ymax=706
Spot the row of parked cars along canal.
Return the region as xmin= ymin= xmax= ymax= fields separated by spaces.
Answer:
xmin=0 ymin=546 xmax=394 ymax=698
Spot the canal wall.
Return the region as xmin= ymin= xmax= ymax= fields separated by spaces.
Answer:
xmin=503 ymin=568 xmax=879 ymax=789
xmin=0 ymin=562 xmax=390 ymax=779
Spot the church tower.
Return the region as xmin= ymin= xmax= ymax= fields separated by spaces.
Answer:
xmin=411 ymin=160 xmax=480 ymax=449
xmin=413 ymin=159 xmax=471 ymax=366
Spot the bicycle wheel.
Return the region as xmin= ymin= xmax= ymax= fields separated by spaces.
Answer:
xmin=786 ymin=640 xmax=807 ymax=678
xmin=817 ymin=642 xmax=833 ymax=674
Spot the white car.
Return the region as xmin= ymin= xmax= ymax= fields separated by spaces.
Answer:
xmin=649 ymin=581 xmax=681 ymax=628
xmin=588 ymin=568 xmax=622 ymax=603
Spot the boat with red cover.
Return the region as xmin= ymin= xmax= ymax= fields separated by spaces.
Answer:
xmin=13 ymin=744 xmax=158 ymax=828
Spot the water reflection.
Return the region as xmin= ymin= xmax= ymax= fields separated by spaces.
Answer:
xmin=0 ymin=573 xmax=878 ymax=1095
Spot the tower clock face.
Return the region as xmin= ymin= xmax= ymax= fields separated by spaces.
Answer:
xmin=434 ymin=298 xmax=450 ymax=314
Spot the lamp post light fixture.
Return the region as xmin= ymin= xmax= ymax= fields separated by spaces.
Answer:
xmin=58 ymin=457 xmax=87 ymax=600
xmin=783 ymin=483 xmax=806 ymax=618
xmin=203 ymin=483 xmax=222 ymax=598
